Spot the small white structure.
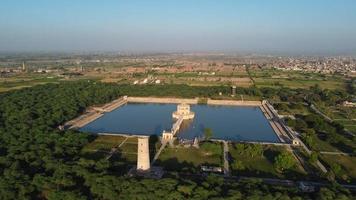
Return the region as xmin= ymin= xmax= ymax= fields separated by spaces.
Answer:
xmin=292 ymin=138 xmax=301 ymax=146
xmin=137 ymin=136 xmax=150 ymax=171
xmin=162 ymin=130 xmax=174 ymax=141
xmin=172 ymin=104 xmax=195 ymax=120
xmin=141 ymin=78 xmax=148 ymax=84
xmin=161 ymin=104 xmax=195 ymax=144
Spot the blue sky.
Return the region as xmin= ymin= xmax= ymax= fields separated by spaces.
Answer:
xmin=1 ymin=0 xmax=356 ymax=54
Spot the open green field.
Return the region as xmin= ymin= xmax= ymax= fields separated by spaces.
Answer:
xmin=229 ymin=144 xmax=306 ymax=179
xmin=0 ymin=75 xmax=61 ymax=92
xmin=82 ymin=135 xmax=127 ymax=152
xmin=254 ymin=78 xmax=346 ymax=90
xmin=109 ymin=137 xmax=138 ymax=164
xmin=0 ymin=73 xmax=101 ymax=92
xmin=310 ymin=136 xmax=339 ymax=152
xmin=248 ymin=68 xmax=347 ymax=90
xmin=156 ymin=142 xmax=223 ymax=173
xmin=81 ymin=135 xmax=160 ymax=165
xmin=305 ymin=131 xmax=355 ymax=153
xmin=320 ymin=154 xmax=356 ymax=184
xmin=249 ymin=68 xmax=343 ymax=80
xmin=81 ymin=135 xmax=139 ymax=163
xmin=316 ymin=104 xmax=356 ymax=121
xmin=316 ymin=103 xmax=356 ymax=135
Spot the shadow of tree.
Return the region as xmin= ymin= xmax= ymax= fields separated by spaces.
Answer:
xmin=149 ymin=135 xmax=159 ymax=160
xmin=155 ymin=158 xmax=200 ymax=173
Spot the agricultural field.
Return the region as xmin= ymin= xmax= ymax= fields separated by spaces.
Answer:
xmin=253 ymin=77 xmax=346 ymax=90
xmin=248 ymin=68 xmax=347 ymax=90
xmin=0 ymin=74 xmax=61 ymax=92
xmin=0 ymin=73 xmax=100 ymax=92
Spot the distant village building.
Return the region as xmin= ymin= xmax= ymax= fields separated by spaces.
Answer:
xmin=141 ymin=78 xmax=148 ymax=84
xmin=22 ymin=61 xmax=26 ymax=72
xmin=231 ymin=86 xmax=237 ymax=97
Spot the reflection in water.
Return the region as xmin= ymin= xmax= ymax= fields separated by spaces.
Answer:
xmin=80 ymin=103 xmax=279 ymax=142
xmin=177 ymin=119 xmax=193 ymax=132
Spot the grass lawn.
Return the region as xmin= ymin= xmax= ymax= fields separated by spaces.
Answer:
xmin=229 ymin=144 xmax=306 ymax=179
xmin=80 ymin=135 xmax=138 ymax=163
xmin=309 ymin=132 xmax=356 ymax=153
xmin=320 ymin=154 xmax=356 ymax=184
xmin=81 ymin=135 xmax=161 ymax=165
xmin=110 ymin=151 xmax=137 ymax=164
xmin=310 ymin=136 xmax=339 ymax=152
xmin=110 ymin=137 xmax=138 ymax=164
xmin=156 ymin=142 xmax=223 ymax=173
xmin=82 ymin=135 xmax=127 ymax=152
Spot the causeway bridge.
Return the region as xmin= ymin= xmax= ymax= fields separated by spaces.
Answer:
xmin=161 ymin=104 xmax=194 ymax=141
xmin=153 ymin=111 xmax=185 ymax=165
xmin=171 ymin=116 xmax=184 ymax=136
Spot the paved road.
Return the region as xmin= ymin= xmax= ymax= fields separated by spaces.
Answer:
xmin=175 ymin=172 xmax=356 ymax=191
xmin=320 ymin=151 xmax=354 ymax=156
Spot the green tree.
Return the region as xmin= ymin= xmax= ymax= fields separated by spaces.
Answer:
xmin=309 ymin=152 xmax=319 ymax=164
xmin=274 ymin=152 xmax=296 ymax=172
xmin=232 ymin=160 xmax=245 ymax=170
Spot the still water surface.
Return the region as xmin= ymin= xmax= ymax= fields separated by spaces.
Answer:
xmin=80 ymin=103 xmax=279 ymax=142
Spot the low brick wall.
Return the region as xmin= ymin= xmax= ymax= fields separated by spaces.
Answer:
xmin=207 ymin=99 xmax=262 ymax=106
xmin=127 ymin=97 xmax=198 ymax=104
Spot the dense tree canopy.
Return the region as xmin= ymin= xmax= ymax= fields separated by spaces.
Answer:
xmin=0 ymin=81 xmax=354 ymax=199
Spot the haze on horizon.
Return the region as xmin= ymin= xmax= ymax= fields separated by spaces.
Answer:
xmin=1 ymin=0 xmax=356 ymax=55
